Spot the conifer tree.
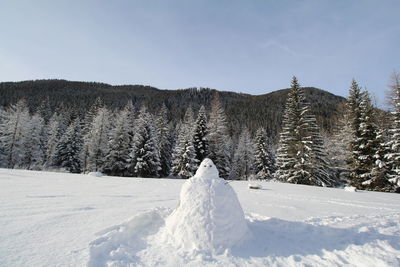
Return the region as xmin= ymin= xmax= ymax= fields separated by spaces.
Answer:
xmin=171 ymin=107 xmax=197 ymax=178
xmin=123 ymin=100 xmax=136 ymax=144
xmin=254 ymin=127 xmax=275 ymax=180
xmin=81 ymin=98 xmax=104 ymax=172
xmin=156 ymin=104 xmax=173 ymax=177
xmin=346 ymin=80 xmax=364 ymax=185
xmin=104 ymin=108 xmax=131 ymax=176
xmin=306 ymin=112 xmax=334 ymax=186
xmin=130 ymin=107 xmax=161 ymax=177
xmin=192 ymin=105 xmax=209 ymax=163
xmin=367 ymin=129 xmax=395 ymax=191
xmin=276 ymin=77 xmax=335 ymax=186
xmin=85 ymin=107 xmax=110 ymax=172
xmin=54 ymin=118 xmax=82 ymax=173
xmin=208 ymin=93 xmax=231 ymax=179
xmin=349 ymin=91 xmax=379 ymax=188
xmin=230 ymin=128 xmax=255 ymax=180
xmin=0 ymin=99 xmax=30 ymax=168
xmin=44 ymin=113 xmax=65 ymax=168
xmin=383 ymin=72 xmax=400 ymax=192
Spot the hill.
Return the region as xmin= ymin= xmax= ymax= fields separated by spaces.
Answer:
xmin=0 ymin=79 xmax=344 ymax=138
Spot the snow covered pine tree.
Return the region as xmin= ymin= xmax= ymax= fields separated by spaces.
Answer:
xmin=171 ymin=107 xmax=197 ymax=178
xmin=276 ymin=76 xmax=335 ymax=186
xmin=254 ymin=127 xmax=275 ymax=180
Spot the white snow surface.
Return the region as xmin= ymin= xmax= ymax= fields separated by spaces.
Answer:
xmin=345 ymin=186 xmax=358 ymax=192
xmin=163 ymin=158 xmax=248 ymax=254
xmin=87 ymin=172 xmax=104 ymax=177
xmin=1 ymin=168 xmax=400 ymax=266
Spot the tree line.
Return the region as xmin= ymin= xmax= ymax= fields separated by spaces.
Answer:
xmin=0 ymin=93 xmax=275 ymax=180
xmin=0 ymin=75 xmax=399 ymax=193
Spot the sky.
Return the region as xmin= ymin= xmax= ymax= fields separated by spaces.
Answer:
xmin=0 ymin=0 xmax=399 ymax=105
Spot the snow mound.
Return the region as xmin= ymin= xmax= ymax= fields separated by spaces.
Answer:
xmin=164 ymin=158 xmax=249 ymax=254
xmin=345 ymin=186 xmax=357 ymax=192
xmin=88 ymin=208 xmax=170 ymax=267
xmin=87 ymin=172 xmax=104 ymax=177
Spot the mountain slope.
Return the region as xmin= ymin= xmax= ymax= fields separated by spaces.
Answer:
xmin=0 ymin=79 xmax=344 ymax=138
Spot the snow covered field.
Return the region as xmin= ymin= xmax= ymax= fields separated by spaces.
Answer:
xmin=1 ymin=168 xmax=400 ymax=266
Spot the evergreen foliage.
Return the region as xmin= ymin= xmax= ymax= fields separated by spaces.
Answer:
xmin=130 ymin=107 xmax=161 ymax=178
xmin=171 ymin=107 xmax=197 ymax=178
xmin=85 ymin=107 xmax=110 ymax=172
xmin=254 ymin=127 xmax=275 ymax=180
xmin=156 ymin=104 xmax=173 ymax=177
xmin=104 ymin=106 xmax=131 ymax=176
xmin=276 ymin=77 xmax=335 ymax=187
xmin=54 ymin=118 xmax=82 ymax=173
xmin=45 ymin=113 xmax=65 ymax=168
xmin=230 ymin=128 xmax=255 ymax=180
xmin=349 ymin=90 xmax=379 ymax=188
xmin=192 ymin=106 xmax=209 ymax=163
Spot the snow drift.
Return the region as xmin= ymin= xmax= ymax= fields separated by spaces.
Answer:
xmin=164 ymin=158 xmax=248 ymax=253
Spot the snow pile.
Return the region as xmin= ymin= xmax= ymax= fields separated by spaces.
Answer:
xmin=88 ymin=208 xmax=170 ymax=267
xmin=164 ymin=158 xmax=248 ymax=254
xmin=345 ymin=186 xmax=357 ymax=192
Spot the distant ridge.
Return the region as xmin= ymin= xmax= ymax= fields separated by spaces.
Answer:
xmin=0 ymin=79 xmax=344 ymax=139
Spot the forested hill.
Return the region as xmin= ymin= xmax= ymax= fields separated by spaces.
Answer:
xmin=0 ymin=79 xmax=344 ymax=138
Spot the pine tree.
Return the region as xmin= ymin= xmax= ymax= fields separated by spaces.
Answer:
xmin=23 ymin=113 xmax=45 ymax=170
xmin=80 ymin=98 xmax=104 ymax=172
xmin=367 ymin=129 xmax=395 ymax=191
xmin=254 ymin=127 xmax=275 ymax=180
xmin=54 ymin=118 xmax=82 ymax=173
xmin=85 ymin=107 xmax=110 ymax=172
xmin=44 ymin=113 xmax=65 ymax=168
xmin=0 ymin=99 xmax=30 ymax=168
xmin=306 ymin=112 xmax=335 ymax=186
xmin=276 ymin=77 xmax=335 ymax=186
xmin=130 ymin=107 xmax=161 ymax=177
xmin=349 ymin=91 xmax=379 ymax=188
xmin=346 ymin=80 xmax=364 ymax=186
xmin=104 ymin=108 xmax=131 ymax=176
xmin=192 ymin=105 xmax=209 ymax=163
xmin=230 ymin=128 xmax=255 ymax=180
xmin=383 ymin=72 xmax=400 ymax=192
xmin=207 ymin=93 xmax=231 ymax=179
xmin=123 ymin=100 xmax=137 ymax=144
xmin=155 ymin=104 xmax=173 ymax=177
xmin=36 ymin=97 xmax=52 ymax=123
xmin=171 ymin=107 xmax=197 ymax=178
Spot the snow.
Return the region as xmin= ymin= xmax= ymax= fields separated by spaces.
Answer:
xmin=87 ymin=172 xmax=104 ymax=177
xmin=163 ymin=158 xmax=248 ymax=254
xmin=345 ymin=186 xmax=358 ymax=192
xmin=1 ymin=168 xmax=400 ymax=266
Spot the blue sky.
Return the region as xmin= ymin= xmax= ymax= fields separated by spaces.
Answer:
xmin=0 ymin=0 xmax=399 ymax=105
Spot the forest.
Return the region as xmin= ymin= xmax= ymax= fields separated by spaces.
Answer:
xmin=0 ymin=75 xmax=399 ymax=193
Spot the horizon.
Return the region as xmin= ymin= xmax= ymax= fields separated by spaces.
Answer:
xmin=1 ymin=0 xmax=399 ymax=106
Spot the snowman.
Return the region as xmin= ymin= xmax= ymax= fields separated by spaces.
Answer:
xmin=165 ymin=158 xmax=248 ymax=254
